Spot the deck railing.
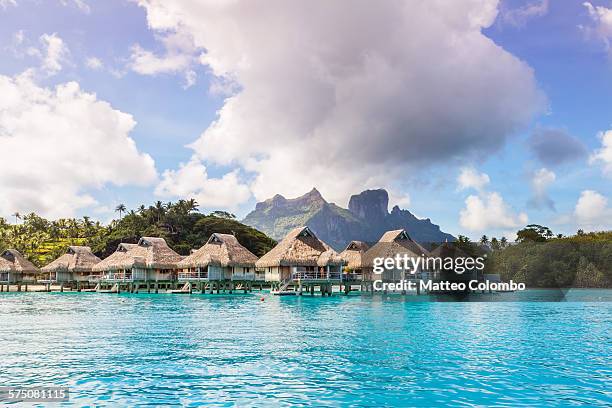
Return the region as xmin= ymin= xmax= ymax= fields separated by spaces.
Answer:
xmin=103 ymin=272 xmax=133 ymax=282
xmin=343 ymin=272 xmax=363 ymax=281
xmin=178 ymin=271 xmax=208 ymax=281
xmin=231 ymin=272 xmax=255 ymax=281
xmin=292 ymin=270 xmax=342 ymax=281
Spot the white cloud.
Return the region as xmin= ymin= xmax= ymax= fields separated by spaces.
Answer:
xmin=22 ymin=33 xmax=70 ymax=76
xmin=155 ymin=158 xmax=250 ymax=210
xmin=529 ymin=167 xmax=556 ymax=209
xmin=574 ymin=190 xmax=612 ymax=231
xmin=40 ymin=33 xmax=68 ymax=74
xmin=388 ymin=191 xmax=411 ymax=209
xmin=128 ymin=30 xmax=200 ymax=88
xmin=500 ymin=0 xmax=549 ymax=27
xmin=60 ymin=0 xmax=89 ymax=13
xmin=583 ymin=2 xmax=612 ymax=51
xmin=0 ymin=72 xmax=157 ymax=219
xmin=457 ymin=167 xmax=490 ymax=191
xmin=137 ymin=0 xmax=545 ymax=206
xmin=460 ymin=192 xmax=528 ymax=231
xmin=0 ymin=0 xmax=16 ymax=8
xmin=13 ymin=30 xmax=24 ymax=45
xmin=1 ymin=0 xmax=89 ymax=11
xmin=85 ymin=56 xmax=103 ymax=70
xmin=590 ymin=129 xmax=612 ymax=177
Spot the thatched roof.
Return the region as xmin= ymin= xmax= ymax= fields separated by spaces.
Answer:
xmin=92 ymin=243 xmax=139 ymax=272
xmin=429 ymin=242 xmax=469 ymax=259
xmin=135 ymin=237 xmax=183 ymax=268
xmin=94 ymin=237 xmax=183 ymax=271
xmin=0 ymin=249 xmax=39 ymax=274
xmin=256 ymin=226 xmax=342 ymax=268
xmin=41 ymin=246 xmax=101 ymax=273
xmin=178 ymin=233 xmax=258 ymax=268
xmin=317 ymin=249 xmax=344 ymax=266
xmin=339 ymin=241 xmax=370 ymax=269
xmin=362 ymin=229 xmax=430 ymax=267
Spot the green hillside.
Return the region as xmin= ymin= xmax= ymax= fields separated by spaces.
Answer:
xmin=484 ymin=228 xmax=612 ymax=288
xmin=0 ymin=201 xmax=276 ymax=267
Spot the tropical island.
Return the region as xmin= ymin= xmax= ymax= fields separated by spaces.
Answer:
xmin=0 ymin=199 xmax=609 ymax=290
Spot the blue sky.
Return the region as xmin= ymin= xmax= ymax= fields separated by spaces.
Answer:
xmin=0 ymin=0 xmax=611 ymax=240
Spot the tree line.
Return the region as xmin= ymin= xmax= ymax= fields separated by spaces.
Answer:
xmin=452 ymin=225 xmax=611 ymax=288
xmin=0 ymin=200 xmax=277 ymax=267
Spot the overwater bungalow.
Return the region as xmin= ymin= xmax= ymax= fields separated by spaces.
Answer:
xmin=97 ymin=237 xmax=182 ymax=284
xmin=0 ymin=249 xmax=39 ymax=284
xmin=177 ymin=233 xmax=259 ymax=292
xmin=362 ymin=229 xmax=430 ymax=284
xmin=40 ymin=246 xmax=101 ymax=287
xmin=256 ymin=226 xmax=343 ymax=294
xmin=91 ymin=242 xmax=138 ymax=278
xmin=339 ymin=241 xmax=370 ymax=281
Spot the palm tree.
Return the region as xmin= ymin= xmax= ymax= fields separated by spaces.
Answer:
xmin=500 ymin=236 xmax=508 ymax=248
xmin=12 ymin=212 xmax=21 ymax=225
xmin=480 ymin=235 xmax=489 ymax=246
xmin=187 ymin=198 xmax=199 ymax=213
xmin=153 ymin=201 xmax=166 ymax=222
xmin=115 ymin=204 xmax=127 ymax=220
xmin=490 ymin=237 xmax=500 ymax=250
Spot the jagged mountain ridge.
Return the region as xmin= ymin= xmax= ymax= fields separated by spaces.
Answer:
xmin=242 ymin=188 xmax=454 ymax=250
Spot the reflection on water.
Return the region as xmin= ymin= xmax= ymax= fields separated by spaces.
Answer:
xmin=0 ymin=290 xmax=610 ymax=406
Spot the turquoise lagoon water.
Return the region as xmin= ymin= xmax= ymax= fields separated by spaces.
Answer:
xmin=0 ymin=290 xmax=610 ymax=406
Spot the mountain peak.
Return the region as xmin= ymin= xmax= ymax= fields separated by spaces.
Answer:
xmin=243 ymin=187 xmax=454 ymax=250
xmin=304 ymin=187 xmax=324 ymax=200
xmin=348 ymin=189 xmax=389 ymax=223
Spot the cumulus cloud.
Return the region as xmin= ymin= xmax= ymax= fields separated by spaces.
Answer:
xmin=583 ymin=2 xmax=612 ymax=52
xmin=589 ymin=129 xmax=612 ymax=177
xmin=457 ymin=167 xmax=490 ymax=191
xmin=155 ymin=159 xmax=250 ymax=210
xmin=460 ymin=192 xmax=528 ymax=231
xmin=0 ymin=72 xmax=157 ymax=219
xmin=456 ymin=168 xmax=528 ymax=231
xmin=574 ymin=190 xmax=612 ymax=231
xmin=136 ymin=0 xmax=545 ymax=206
xmin=528 ymin=167 xmax=556 ymax=210
xmin=499 ymin=0 xmax=549 ymax=27
xmin=528 ymin=127 xmax=587 ymax=166
xmin=128 ymin=30 xmax=200 ymax=88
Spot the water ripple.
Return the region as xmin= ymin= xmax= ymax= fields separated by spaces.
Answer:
xmin=0 ymin=290 xmax=610 ymax=406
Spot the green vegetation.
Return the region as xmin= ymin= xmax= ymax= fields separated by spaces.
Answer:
xmin=485 ymin=228 xmax=612 ymax=288
xmin=0 ymin=200 xmax=276 ymax=267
